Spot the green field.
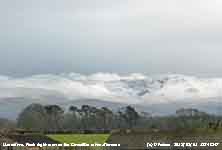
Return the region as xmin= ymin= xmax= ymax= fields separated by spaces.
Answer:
xmin=47 ymin=130 xmax=222 ymax=149
xmin=48 ymin=134 xmax=110 ymax=144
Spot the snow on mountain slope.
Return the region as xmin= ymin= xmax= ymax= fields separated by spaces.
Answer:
xmin=0 ymin=73 xmax=221 ymax=105
xmin=142 ymin=74 xmax=222 ymax=104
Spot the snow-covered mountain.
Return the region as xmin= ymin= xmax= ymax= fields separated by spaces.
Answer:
xmin=0 ymin=73 xmax=222 ymax=119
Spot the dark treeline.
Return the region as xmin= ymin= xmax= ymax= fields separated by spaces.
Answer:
xmin=15 ymin=103 xmax=222 ymax=133
xmin=16 ymin=104 xmax=139 ymax=133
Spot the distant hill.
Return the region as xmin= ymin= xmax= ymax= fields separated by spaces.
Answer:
xmin=0 ymin=117 xmax=15 ymax=128
xmin=1 ymin=72 xmax=222 ymax=120
xmin=1 ymin=97 xmax=222 ymax=120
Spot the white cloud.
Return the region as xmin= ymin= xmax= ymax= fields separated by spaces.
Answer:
xmin=0 ymin=73 xmax=222 ymax=105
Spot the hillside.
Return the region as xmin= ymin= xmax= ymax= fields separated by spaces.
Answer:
xmin=1 ymin=73 xmax=222 ymax=119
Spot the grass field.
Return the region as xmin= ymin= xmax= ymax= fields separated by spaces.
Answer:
xmin=47 ymin=130 xmax=222 ymax=149
xmin=47 ymin=134 xmax=110 ymax=144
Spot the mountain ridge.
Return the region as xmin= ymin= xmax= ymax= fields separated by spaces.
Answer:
xmin=0 ymin=73 xmax=222 ymax=119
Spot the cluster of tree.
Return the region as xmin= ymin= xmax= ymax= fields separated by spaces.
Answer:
xmin=148 ymin=108 xmax=222 ymax=130
xmin=16 ymin=103 xmax=221 ymax=132
xmin=17 ymin=104 xmax=139 ymax=132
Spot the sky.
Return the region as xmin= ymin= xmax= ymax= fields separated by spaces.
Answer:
xmin=1 ymin=0 xmax=222 ymax=77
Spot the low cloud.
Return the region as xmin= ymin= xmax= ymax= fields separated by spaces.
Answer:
xmin=0 ymin=73 xmax=221 ymax=105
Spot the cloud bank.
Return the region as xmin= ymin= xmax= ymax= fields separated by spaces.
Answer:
xmin=0 ymin=73 xmax=222 ymax=105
